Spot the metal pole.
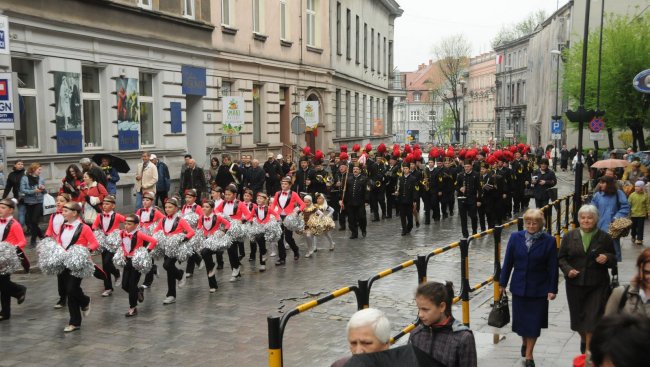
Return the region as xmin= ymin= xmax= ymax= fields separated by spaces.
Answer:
xmin=268 ymin=316 xmax=283 ymax=367
xmin=459 ymin=238 xmax=471 ymax=326
xmin=553 ymin=51 xmax=560 ymax=172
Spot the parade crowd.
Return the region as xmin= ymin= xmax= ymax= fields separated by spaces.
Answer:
xmin=0 ymin=142 xmax=648 ymax=367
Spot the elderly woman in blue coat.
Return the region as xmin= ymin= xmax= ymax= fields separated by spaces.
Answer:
xmin=499 ymin=208 xmax=558 ymax=367
xmin=592 ymin=175 xmax=630 ymax=261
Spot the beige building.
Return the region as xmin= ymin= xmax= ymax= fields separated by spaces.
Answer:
xmin=466 ymin=52 xmax=496 ymax=145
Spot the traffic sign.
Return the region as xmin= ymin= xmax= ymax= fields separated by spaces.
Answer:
xmin=589 ymin=117 xmax=604 ymax=132
xmin=589 ymin=132 xmax=605 ymax=141
xmin=551 ymin=133 xmax=562 ymax=140
xmin=550 ymin=119 xmax=563 ymax=134
xmin=633 ymin=69 xmax=650 ymax=93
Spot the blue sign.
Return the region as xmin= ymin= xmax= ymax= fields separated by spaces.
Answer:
xmin=118 ymin=130 xmax=139 ymax=151
xmin=56 ymin=131 xmax=83 ymax=153
xmin=170 ymin=102 xmax=182 ymax=133
xmin=633 ymin=69 xmax=650 ymax=93
xmin=551 ymin=119 xmax=563 ymax=134
xmin=181 ymin=65 xmax=206 ymax=96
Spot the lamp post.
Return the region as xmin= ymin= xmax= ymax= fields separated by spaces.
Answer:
xmin=551 ymin=48 xmax=563 ymax=171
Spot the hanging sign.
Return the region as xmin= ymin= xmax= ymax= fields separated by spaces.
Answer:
xmin=222 ymin=96 xmax=244 ymax=135
xmin=0 ymin=73 xmax=15 ymax=127
xmin=300 ymin=101 xmax=319 ymax=130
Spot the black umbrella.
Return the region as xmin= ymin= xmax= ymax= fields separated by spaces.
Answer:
xmin=343 ymin=345 xmax=445 ymax=367
xmin=91 ymin=154 xmax=130 ymax=173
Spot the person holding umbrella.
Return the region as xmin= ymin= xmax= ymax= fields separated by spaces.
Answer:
xmin=100 ymin=157 xmax=120 ymax=197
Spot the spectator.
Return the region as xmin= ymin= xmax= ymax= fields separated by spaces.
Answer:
xmin=207 ymin=156 xmax=220 ymax=185
xmin=592 ymin=176 xmax=630 ymax=261
xmin=19 ymin=163 xmax=47 ymax=246
xmin=560 ymin=145 xmax=569 ymax=172
xmin=79 ymin=157 xmax=107 ymax=188
xmin=627 ymin=181 xmax=650 ymax=246
xmin=79 ymin=170 xmax=108 ymax=225
xmin=622 ymin=160 xmax=648 ymax=184
xmin=151 ymin=154 xmax=170 ymax=207
xmin=180 ymin=159 xmax=207 ymax=201
xmin=280 ymin=154 xmax=291 ymax=176
xmin=330 ymin=308 xmax=391 ymax=367
xmin=531 ymin=158 xmax=557 ymax=209
xmin=558 ymin=204 xmax=616 ymax=355
xmin=134 ymin=151 xmax=158 ymax=210
xmin=409 ymin=281 xmax=477 ymax=367
xmin=215 ymin=154 xmax=240 ymax=191
xmin=99 ymin=157 xmax=120 ymax=196
xmin=263 ymin=153 xmax=282 ymax=197
xmin=59 ymin=164 xmax=83 ymax=202
xmin=3 ymin=160 xmax=26 ymax=225
xmin=244 ymin=159 xmax=265 ymax=198
xmin=499 ymin=209 xmax=558 ymax=367
xmin=605 ymin=248 xmax=650 ymax=317
xmin=589 ymin=314 xmax=649 ymax=367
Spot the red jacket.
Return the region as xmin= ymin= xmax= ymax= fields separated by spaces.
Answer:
xmin=153 ymin=216 xmax=195 ymax=240
xmin=57 ymin=220 xmax=100 ymax=251
xmin=181 ymin=203 xmax=203 ymax=217
xmin=92 ymin=211 xmax=125 ymax=234
xmin=249 ymin=204 xmax=279 ymax=224
xmin=79 ymin=182 xmax=108 ymax=206
xmin=1 ymin=217 xmax=26 ymax=249
xmin=45 ymin=211 xmax=65 ymax=238
xmin=120 ymin=230 xmax=157 ymax=257
xmin=135 ymin=206 xmax=165 ymax=229
xmin=197 ymin=214 xmax=230 ymax=236
xmin=215 ymin=200 xmax=251 ymax=221
xmin=270 ymin=190 xmax=305 ymax=216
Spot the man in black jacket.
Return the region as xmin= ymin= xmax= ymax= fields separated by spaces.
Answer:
xmin=243 ymin=159 xmax=265 ymax=198
xmin=2 ymin=160 xmax=25 ymax=225
xmin=396 ymin=162 xmax=419 ymax=236
xmin=80 ymin=157 xmax=107 ymax=188
xmin=263 ymin=153 xmax=282 ymax=196
xmin=180 ymin=159 xmax=207 ymax=201
xmin=293 ymin=157 xmax=314 ymax=195
xmin=215 ymin=154 xmax=241 ymax=191
xmin=456 ymin=160 xmax=480 ymax=238
xmin=342 ymin=164 xmax=369 ymax=239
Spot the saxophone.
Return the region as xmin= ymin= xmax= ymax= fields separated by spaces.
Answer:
xmin=421 ymin=170 xmax=429 ymax=191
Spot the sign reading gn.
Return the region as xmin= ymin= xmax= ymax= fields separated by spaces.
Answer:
xmin=0 ymin=73 xmax=14 ymax=124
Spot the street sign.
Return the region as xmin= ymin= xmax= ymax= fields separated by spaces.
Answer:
xmin=551 ymin=133 xmax=562 ymax=140
xmin=291 ymin=116 xmax=306 ymax=135
xmin=633 ymin=69 xmax=650 ymax=93
xmin=504 ymin=129 xmax=514 ymax=138
xmin=550 ymin=119 xmax=563 ymax=134
xmin=589 ymin=117 xmax=604 ymax=132
xmin=589 ymin=132 xmax=605 ymax=141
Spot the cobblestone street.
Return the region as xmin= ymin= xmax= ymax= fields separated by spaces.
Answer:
xmin=1 ymin=171 xmax=641 ymax=367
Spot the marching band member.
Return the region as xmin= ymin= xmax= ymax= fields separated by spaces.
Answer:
xmin=57 ymin=201 xmax=99 ymax=332
xmin=119 ymin=215 xmax=157 ymax=317
xmin=46 ymin=193 xmax=71 ymax=309
xmin=198 ymin=200 xmax=230 ymax=292
xmin=0 ymin=198 xmax=27 ymax=321
xmin=269 ymin=177 xmax=305 ymax=266
xmin=153 ymin=197 xmax=195 ymax=305
xmin=215 ymin=184 xmax=251 ymax=281
xmin=91 ymin=195 xmax=124 ymax=297
xmin=248 ymin=192 xmax=278 ymax=272
xmin=135 ymin=191 xmax=164 ymax=288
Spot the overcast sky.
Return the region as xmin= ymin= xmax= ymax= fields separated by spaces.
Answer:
xmin=394 ymin=0 xmax=570 ymax=71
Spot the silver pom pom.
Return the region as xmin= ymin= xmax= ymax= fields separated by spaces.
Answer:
xmin=0 ymin=241 xmax=22 ymax=275
xmin=105 ymin=231 xmax=122 ymax=252
xmin=247 ymin=221 xmax=265 ymax=241
xmin=283 ymin=213 xmax=305 ymax=232
xmin=204 ymin=230 xmax=232 ymax=251
xmin=228 ymin=220 xmax=248 ymax=242
xmin=264 ymin=219 xmax=283 ymax=243
xmin=64 ymin=245 xmax=95 ymax=279
xmin=162 ymin=233 xmax=188 ymax=259
xmin=174 ymin=238 xmax=195 ymax=263
xmin=183 ymin=212 xmax=199 ymax=228
xmin=36 ymin=237 xmax=66 ymax=275
xmin=131 ymin=247 xmax=153 ymax=273
xmin=188 ymin=230 xmax=205 ymax=252
xmin=149 ymin=231 xmax=166 ymax=258
xmin=112 ymin=247 xmax=127 ymax=268
xmin=93 ymin=229 xmax=107 ymax=245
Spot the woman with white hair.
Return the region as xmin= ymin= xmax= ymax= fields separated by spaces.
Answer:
xmin=558 ymin=204 xmax=616 ymax=355
xmin=330 ymin=308 xmax=391 ymax=367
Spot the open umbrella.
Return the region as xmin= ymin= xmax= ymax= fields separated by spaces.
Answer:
xmin=91 ymin=154 xmax=130 ymax=173
xmin=343 ymin=344 xmax=445 ymax=367
xmin=590 ymin=159 xmax=629 ymax=169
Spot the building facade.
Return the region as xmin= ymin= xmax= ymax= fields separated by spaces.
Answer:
xmin=466 ymin=52 xmax=496 ymax=145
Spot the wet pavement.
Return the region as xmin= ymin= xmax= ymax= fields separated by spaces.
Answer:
xmin=0 ymin=170 xmax=638 ymax=367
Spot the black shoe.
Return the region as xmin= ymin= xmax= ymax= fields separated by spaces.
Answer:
xmin=371 ymin=218 xmax=380 ymax=222
xmin=580 ymin=341 xmax=586 ymax=354
xmin=338 ymin=227 xmax=346 ymax=231
xmin=137 ymin=287 xmax=144 ymax=303
xmin=415 ymin=222 xmax=420 ymax=228
xmin=381 ymin=214 xmax=386 ymax=219
xmin=386 ymin=215 xmax=392 ymax=219
xmin=17 ymin=288 xmax=26 ymax=305
xmin=442 ymin=214 xmax=448 ymax=219
xmin=275 ymin=259 xmax=286 ymax=266
xmin=293 ymin=253 xmax=300 ymax=261
xmin=217 ymin=263 xmax=224 ymax=270
xmin=238 ymin=255 xmax=245 ymax=261
xmin=401 ymin=231 xmax=407 ymax=236
xmin=524 ymin=360 xmax=535 ymax=367
xmin=361 ymin=230 xmax=366 ymax=238
xmin=521 ymin=344 xmax=526 ymax=357
xmin=449 ymin=211 xmax=454 ymax=216
xmin=248 ymin=256 xmax=255 ymax=262
xmin=125 ymin=308 xmax=138 ymax=317
xmin=425 ymin=220 xmax=431 ymax=225
xmin=349 ymin=234 xmax=358 ymax=239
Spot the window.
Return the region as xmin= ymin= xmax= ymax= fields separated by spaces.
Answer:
xmin=335 ymin=89 xmax=341 ymax=138
xmin=355 ymin=16 xmax=360 ymax=64
xmin=222 ymin=0 xmax=232 ymax=26
xmin=253 ymin=84 xmax=262 ymax=143
xmin=221 ymin=81 xmax=232 ymax=97
xmin=371 ymin=28 xmax=374 ymax=71
xmin=139 ymin=72 xmax=155 ymax=146
xmin=183 ymin=0 xmax=195 ymax=19
xmin=377 ymin=32 xmax=380 ymax=73
xmin=388 ymin=41 xmax=393 ymax=74
xmin=253 ymin=0 xmax=263 ymax=34
xmin=428 ymin=110 xmax=436 ymax=121
xmin=82 ymin=67 xmax=102 ymax=148
xmin=383 ymin=37 xmax=387 ymax=75
xmin=362 ymin=95 xmax=367 ymax=135
xmin=369 ymin=97 xmax=374 ymax=135
xmin=345 ymin=91 xmax=351 ymax=137
xmin=280 ymin=0 xmax=288 ymax=40
xmin=336 ymin=2 xmax=341 ymax=55
xmin=363 ymin=23 xmax=368 ymax=68
xmin=346 ymin=9 xmax=351 ymax=60
xmin=354 ymin=93 xmax=359 ymax=136
xmin=306 ymin=0 xmax=317 ymax=46
xmin=413 ymin=92 xmax=420 ymax=102
xmin=12 ymin=58 xmax=38 ymax=150
xmin=137 ymin=0 xmax=152 ymax=10
xmin=410 ymin=110 xmax=420 ymax=121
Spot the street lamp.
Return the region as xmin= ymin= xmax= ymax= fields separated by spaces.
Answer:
xmin=551 ymin=48 xmax=562 ymax=171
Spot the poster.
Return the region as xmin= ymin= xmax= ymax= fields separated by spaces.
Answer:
xmin=300 ymin=101 xmax=319 ymax=130
xmin=53 ymin=71 xmax=82 ymax=153
xmin=222 ymin=96 xmax=244 ymax=135
xmin=0 ymin=73 xmax=14 ymax=125
xmin=116 ymin=78 xmax=139 ymax=150
xmin=0 ymin=15 xmax=9 ymax=55
xmin=170 ymin=102 xmax=182 ymax=133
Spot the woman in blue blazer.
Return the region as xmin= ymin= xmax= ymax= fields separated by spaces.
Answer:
xmin=499 ymin=208 xmax=558 ymax=367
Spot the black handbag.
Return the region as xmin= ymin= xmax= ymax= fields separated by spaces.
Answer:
xmin=488 ymin=294 xmax=510 ymax=328
xmin=524 ymin=188 xmax=535 ymax=198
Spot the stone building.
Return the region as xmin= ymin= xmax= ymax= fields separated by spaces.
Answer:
xmin=466 ymin=52 xmax=496 ymax=145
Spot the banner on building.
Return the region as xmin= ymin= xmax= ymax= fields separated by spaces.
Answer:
xmin=53 ymin=71 xmax=82 ymax=153
xmin=222 ymin=96 xmax=244 ymax=135
xmin=181 ymin=65 xmax=206 ymax=96
xmin=0 ymin=15 xmax=9 ymax=55
xmin=170 ymin=102 xmax=182 ymax=133
xmin=300 ymin=101 xmax=319 ymax=130
xmin=0 ymin=73 xmax=15 ymax=128
xmin=116 ymin=77 xmax=139 ymax=150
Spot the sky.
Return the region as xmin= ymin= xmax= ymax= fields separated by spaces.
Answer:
xmin=394 ymin=0 xmax=570 ymax=71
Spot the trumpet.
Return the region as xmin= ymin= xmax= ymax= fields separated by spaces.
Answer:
xmin=325 ymin=174 xmax=333 ymax=187
xmin=375 ymin=180 xmax=382 ymax=187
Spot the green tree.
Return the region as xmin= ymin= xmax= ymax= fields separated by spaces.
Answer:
xmin=438 ymin=109 xmax=455 ymax=143
xmin=563 ymin=13 xmax=650 ymax=146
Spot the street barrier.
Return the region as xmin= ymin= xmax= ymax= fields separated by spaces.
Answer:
xmin=268 ymin=182 xmax=590 ymax=367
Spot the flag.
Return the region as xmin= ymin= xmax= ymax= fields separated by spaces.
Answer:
xmin=495 ymin=54 xmax=503 ymax=65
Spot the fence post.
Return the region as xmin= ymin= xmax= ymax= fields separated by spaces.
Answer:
xmin=492 ymin=226 xmax=502 ymax=344
xmin=564 ymin=196 xmax=570 ymax=232
xmin=357 ymin=279 xmax=370 ymax=309
xmin=459 ymin=238 xmax=471 ymax=327
xmin=555 ymin=201 xmax=562 ymax=248
xmin=268 ymin=315 xmax=283 ymax=367
xmin=415 ymin=255 xmax=428 ymax=284
xmin=545 ymin=206 xmax=553 ymax=234
xmin=517 ymin=217 xmax=524 ymax=231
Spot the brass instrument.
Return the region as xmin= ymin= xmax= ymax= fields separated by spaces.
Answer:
xmin=375 ymin=180 xmax=382 ymax=187
xmin=325 ymin=174 xmax=333 ymax=187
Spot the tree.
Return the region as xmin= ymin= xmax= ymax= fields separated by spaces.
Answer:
xmin=438 ymin=109 xmax=455 ymax=143
xmin=491 ymin=10 xmax=548 ymax=48
xmin=430 ymin=34 xmax=470 ymax=143
xmin=563 ymin=13 xmax=650 ymax=149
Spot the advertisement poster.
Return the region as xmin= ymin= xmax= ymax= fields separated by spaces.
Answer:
xmin=53 ymin=71 xmax=83 ymax=153
xmin=0 ymin=73 xmax=14 ymax=126
xmin=300 ymin=101 xmax=319 ymax=130
xmin=116 ymin=78 xmax=139 ymax=150
xmin=222 ymin=96 xmax=244 ymax=135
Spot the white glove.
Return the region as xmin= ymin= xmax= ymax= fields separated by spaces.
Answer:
xmin=316 ymin=210 xmax=323 ymax=216
xmin=89 ymin=196 xmax=100 ymax=206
